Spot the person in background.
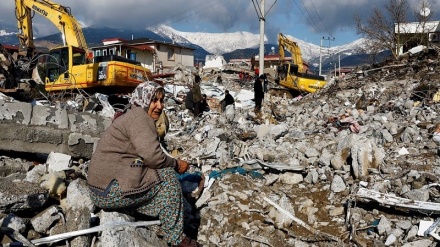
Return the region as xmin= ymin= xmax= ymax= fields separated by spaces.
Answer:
xmin=262 ymin=73 xmax=269 ymax=93
xmin=192 ymin=75 xmax=202 ymax=117
xmin=254 ymin=75 xmax=264 ymax=112
xmin=250 ymin=54 xmax=256 ymax=71
xmin=199 ymin=94 xmax=210 ymax=113
xmin=220 ymin=90 xmax=235 ymax=112
xmin=87 ymin=82 xmax=200 ymax=247
xmin=185 ymin=89 xmax=194 ymax=113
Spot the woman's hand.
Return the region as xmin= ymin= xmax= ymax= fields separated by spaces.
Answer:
xmin=175 ymin=159 xmax=189 ymax=174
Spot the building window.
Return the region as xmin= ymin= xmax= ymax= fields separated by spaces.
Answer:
xmin=95 ymin=50 xmax=100 ymax=56
xmin=167 ymin=48 xmax=175 ymax=61
xmin=109 ymin=48 xmax=115 ymax=55
xmin=103 ymin=49 xmax=108 ymax=56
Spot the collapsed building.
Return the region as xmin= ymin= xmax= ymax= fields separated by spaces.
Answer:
xmin=1 ymin=46 xmax=440 ymax=247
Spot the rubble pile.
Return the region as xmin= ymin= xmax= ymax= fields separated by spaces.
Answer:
xmin=1 ymin=51 xmax=440 ymax=246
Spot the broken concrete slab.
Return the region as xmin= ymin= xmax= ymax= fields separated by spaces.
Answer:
xmin=0 ymin=102 xmax=109 ymax=158
xmin=0 ymin=179 xmax=48 ymax=213
xmin=355 ymin=187 xmax=440 ymax=214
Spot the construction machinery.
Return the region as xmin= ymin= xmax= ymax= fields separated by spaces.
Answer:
xmin=274 ymin=33 xmax=326 ymax=95
xmin=14 ymin=0 xmax=152 ymax=94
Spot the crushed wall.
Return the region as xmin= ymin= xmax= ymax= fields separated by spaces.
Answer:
xmin=0 ymin=100 xmax=111 ymax=158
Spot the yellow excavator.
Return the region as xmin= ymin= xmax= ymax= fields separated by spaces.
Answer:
xmin=15 ymin=0 xmax=152 ymax=94
xmin=274 ymin=33 xmax=326 ymax=95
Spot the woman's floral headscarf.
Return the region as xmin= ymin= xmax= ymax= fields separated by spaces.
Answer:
xmin=129 ymin=82 xmax=163 ymax=111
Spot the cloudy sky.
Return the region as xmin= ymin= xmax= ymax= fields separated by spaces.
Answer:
xmin=2 ymin=0 xmax=440 ymax=46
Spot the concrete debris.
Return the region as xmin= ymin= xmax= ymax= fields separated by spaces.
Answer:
xmin=2 ymin=51 xmax=440 ymax=246
xmin=355 ymin=187 xmax=440 ymax=214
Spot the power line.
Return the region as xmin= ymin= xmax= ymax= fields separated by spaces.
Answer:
xmin=308 ymin=0 xmax=334 ymax=38
xmin=297 ymin=0 xmax=324 ymax=34
xmin=292 ymin=1 xmax=308 ymax=22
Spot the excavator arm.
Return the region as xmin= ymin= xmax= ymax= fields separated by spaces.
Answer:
xmin=15 ymin=0 xmax=88 ymax=56
xmin=278 ymin=33 xmax=305 ymax=73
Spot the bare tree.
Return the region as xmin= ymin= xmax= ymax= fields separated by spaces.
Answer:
xmin=354 ymin=0 xmax=410 ymax=60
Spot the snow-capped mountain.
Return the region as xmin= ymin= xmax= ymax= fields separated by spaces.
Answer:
xmin=1 ymin=23 xmax=374 ymax=70
xmin=149 ymin=25 xmax=368 ymax=66
xmin=149 ymin=25 xmax=265 ymax=55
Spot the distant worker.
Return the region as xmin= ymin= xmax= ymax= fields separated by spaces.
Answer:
xmin=250 ymin=54 xmax=256 ymax=71
xmin=254 ymin=75 xmax=265 ymax=112
xmin=192 ymin=75 xmax=202 ymax=117
xmin=261 ymin=73 xmax=269 ymax=93
xmin=185 ymin=89 xmax=194 ymax=113
xmin=220 ymin=90 xmax=235 ymax=112
xmin=199 ymin=94 xmax=210 ymax=113
xmin=159 ymin=61 xmax=163 ymax=74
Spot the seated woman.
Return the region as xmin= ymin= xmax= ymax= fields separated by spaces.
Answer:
xmin=87 ymin=82 xmax=200 ymax=247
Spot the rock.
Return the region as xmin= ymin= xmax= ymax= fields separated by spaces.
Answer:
xmin=31 ymin=206 xmax=61 ymax=234
xmin=328 ymin=207 xmax=345 ymax=216
xmin=385 ymin=234 xmax=396 ymax=246
xmin=1 ymin=213 xmax=26 ymax=233
xmin=65 ymin=179 xmax=95 ymax=212
xmin=279 ymin=173 xmax=303 ymax=185
xmin=25 ymin=164 xmax=46 ymax=183
xmin=396 ymin=220 xmax=412 ymax=230
xmin=402 ymin=239 xmax=433 ymax=247
xmin=304 ymin=169 xmax=319 ymax=184
xmin=0 ymin=179 xmax=48 ymax=212
xmin=377 ymin=215 xmax=391 ymax=235
xmin=66 ymin=207 xmax=91 ymax=247
xmin=404 ymin=225 xmax=418 ymax=241
xmin=46 ymin=152 xmax=72 ymax=173
xmin=403 ymin=189 xmax=430 ymax=202
xmin=96 ymin=211 xmax=165 ymax=247
xmin=330 ymin=175 xmax=346 ymax=193
xmin=264 ymin=174 xmax=279 ymax=186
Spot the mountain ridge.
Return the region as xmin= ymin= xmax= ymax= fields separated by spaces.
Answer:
xmin=0 ymin=24 xmax=385 ymax=73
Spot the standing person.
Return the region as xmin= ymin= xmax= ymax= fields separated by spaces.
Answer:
xmin=262 ymin=73 xmax=269 ymax=93
xmin=192 ymin=75 xmax=202 ymax=117
xmin=185 ymin=89 xmax=194 ymax=113
xmin=254 ymin=75 xmax=265 ymax=112
xmin=250 ymin=54 xmax=256 ymax=71
xmin=87 ymin=82 xmax=200 ymax=247
xmin=220 ymin=90 xmax=235 ymax=112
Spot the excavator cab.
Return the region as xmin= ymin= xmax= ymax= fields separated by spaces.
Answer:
xmin=45 ymin=46 xmax=86 ymax=82
xmin=277 ymin=64 xmax=288 ymax=81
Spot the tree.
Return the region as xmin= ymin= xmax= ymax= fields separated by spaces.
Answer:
xmin=354 ymin=0 xmax=410 ymax=60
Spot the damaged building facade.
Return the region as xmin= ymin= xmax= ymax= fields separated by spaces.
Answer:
xmin=395 ymin=20 xmax=440 ymax=55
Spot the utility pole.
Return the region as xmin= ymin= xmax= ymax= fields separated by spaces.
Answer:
xmin=258 ymin=0 xmax=265 ymax=77
xmin=319 ymin=37 xmax=335 ymax=76
xmin=319 ymin=37 xmax=323 ymax=76
xmin=338 ymin=53 xmax=341 ymax=78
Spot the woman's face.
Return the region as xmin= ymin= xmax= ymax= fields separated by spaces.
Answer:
xmin=148 ymin=91 xmax=164 ymax=120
